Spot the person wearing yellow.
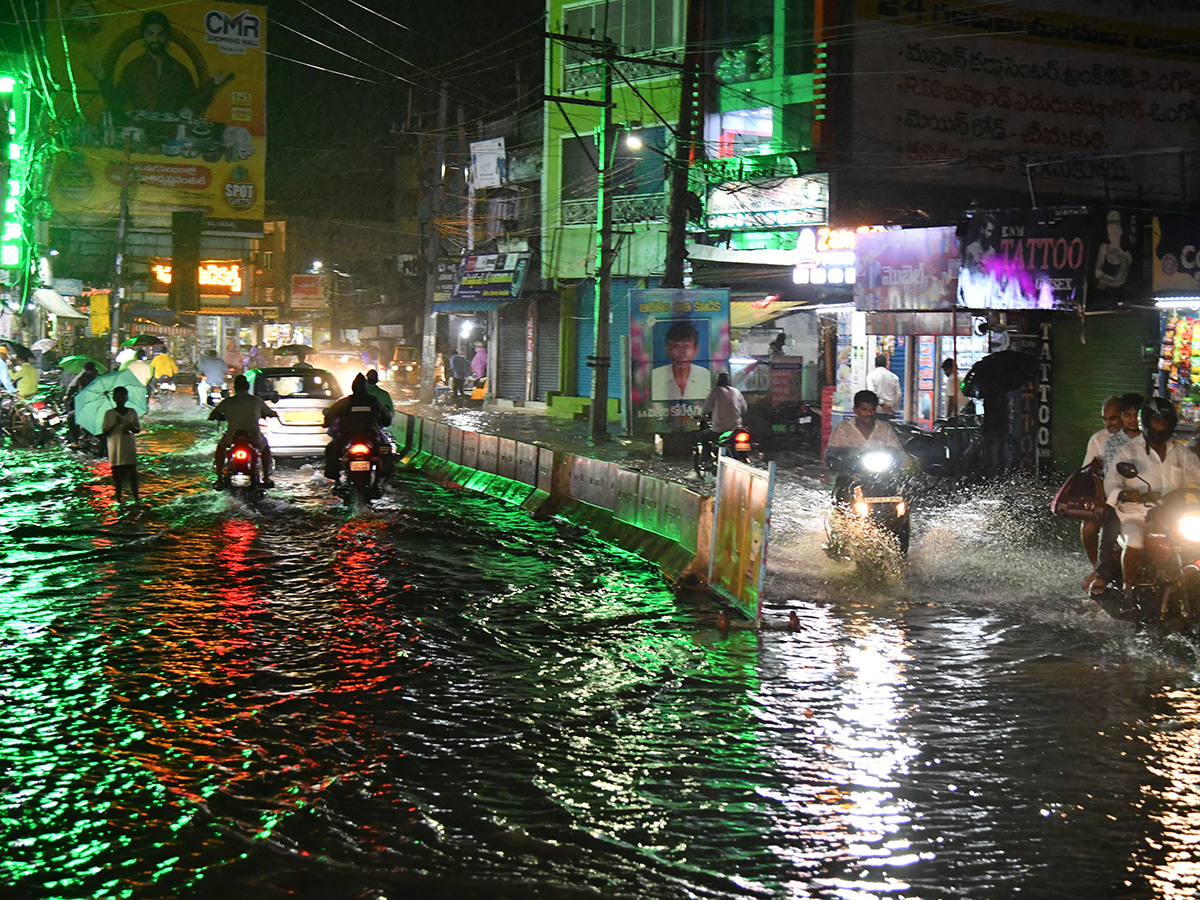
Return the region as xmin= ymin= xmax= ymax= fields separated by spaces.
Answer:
xmin=12 ymin=358 xmax=39 ymax=398
xmin=150 ymin=348 xmax=178 ymax=379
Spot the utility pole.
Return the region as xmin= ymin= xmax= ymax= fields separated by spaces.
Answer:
xmin=110 ymin=133 xmax=132 ymax=359
xmin=589 ymin=47 xmax=616 ymax=444
xmin=662 ymin=0 xmax=703 ymax=289
xmin=420 ymin=85 xmax=448 ymax=403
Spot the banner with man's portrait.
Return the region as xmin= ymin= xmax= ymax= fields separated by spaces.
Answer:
xmin=46 ymin=1 xmax=266 ymax=235
xmin=629 ymin=288 xmax=731 ymax=436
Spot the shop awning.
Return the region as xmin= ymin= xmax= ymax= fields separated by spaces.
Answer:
xmin=197 ymin=306 xmax=260 ymax=319
xmin=128 ymin=305 xmax=196 ymax=335
xmin=32 ymin=288 xmax=87 ymax=320
xmin=731 ymin=299 xmax=807 ymax=329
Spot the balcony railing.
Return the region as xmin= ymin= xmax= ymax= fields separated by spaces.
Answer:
xmin=562 ymin=192 xmax=668 ymax=226
xmin=562 ymin=48 xmax=682 ymax=92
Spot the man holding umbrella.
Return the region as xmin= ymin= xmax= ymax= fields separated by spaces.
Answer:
xmin=962 ymin=349 xmax=1038 ymax=476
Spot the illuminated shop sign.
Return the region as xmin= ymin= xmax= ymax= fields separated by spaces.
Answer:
xmin=150 ymin=261 xmax=244 ymax=295
xmin=705 ymin=174 xmax=829 ymax=231
xmin=792 ymin=225 xmax=888 ymax=285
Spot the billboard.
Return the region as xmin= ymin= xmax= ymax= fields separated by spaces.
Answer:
xmin=629 ymin=288 xmax=731 ymax=436
xmin=957 ymin=208 xmax=1090 ymax=310
xmin=46 ymin=1 xmax=266 ymax=234
xmin=1152 ymin=215 xmax=1200 ymax=294
xmin=854 ymin=226 xmax=961 ymax=311
xmin=849 ymin=0 xmax=1200 ymax=205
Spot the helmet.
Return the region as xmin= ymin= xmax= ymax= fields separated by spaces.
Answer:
xmin=1141 ymin=396 xmax=1178 ymax=437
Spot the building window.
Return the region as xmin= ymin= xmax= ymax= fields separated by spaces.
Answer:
xmin=261 ymin=250 xmax=273 ymax=271
xmin=561 ymin=125 xmax=668 ymax=202
xmin=562 ymin=0 xmax=679 ymax=60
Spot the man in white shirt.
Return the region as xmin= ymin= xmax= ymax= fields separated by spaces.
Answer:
xmin=1080 ymin=395 xmax=1122 ymax=591
xmin=1104 ymin=397 xmax=1200 ymax=594
xmin=866 ymin=353 xmax=901 ymax=416
xmin=651 ymin=319 xmax=711 ymax=402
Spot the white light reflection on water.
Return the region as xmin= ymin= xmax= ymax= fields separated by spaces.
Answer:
xmin=1141 ymin=688 xmax=1200 ymax=898
xmin=759 ymin=601 xmax=923 ymax=898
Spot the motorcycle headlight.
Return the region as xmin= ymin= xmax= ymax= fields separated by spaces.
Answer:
xmin=861 ymin=450 xmax=894 ymax=473
xmin=1178 ymin=514 xmax=1200 ymax=543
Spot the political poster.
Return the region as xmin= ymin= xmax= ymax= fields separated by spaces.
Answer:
xmin=46 ymin=1 xmax=266 ymax=235
xmin=629 ymin=288 xmax=731 ymax=436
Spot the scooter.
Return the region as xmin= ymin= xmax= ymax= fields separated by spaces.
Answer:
xmin=693 ymin=420 xmax=754 ymax=479
xmin=218 ymin=431 xmax=266 ymax=503
xmin=337 ymin=431 xmax=390 ymax=502
xmin=1089 ymin=460 xmax=1200 ymax=635
xmin=824 ymin=446 xmax=912 ymax=556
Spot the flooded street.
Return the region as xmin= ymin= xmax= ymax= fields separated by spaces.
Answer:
xmin=5 ymin=407 xmax=1200 ymax=899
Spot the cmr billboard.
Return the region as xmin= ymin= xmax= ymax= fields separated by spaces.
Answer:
xmin=46 ymin=1 xmax=266 ymax=235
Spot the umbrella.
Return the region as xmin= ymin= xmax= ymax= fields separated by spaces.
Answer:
xmin=120 ymin=359 xmax=153 ymax=384
xmin=74 ymin=369 xmax=148 ymax=436
xmin=59 ymin=354 xmax=109 ymax=375
xmin=32 ymin=338 xmax=56 ymax=351
xmin=0 ymin=338 xmax=33 ymax=360
xmin=962 ymin=350 xmax=1038 ymax=399
xmin=121 ymin=334 xmax=162 ymax=348
xmin=274 ymin=343 xmax=312 ymax=357
xmin=198 ymin=355 xmax=229 ymax=383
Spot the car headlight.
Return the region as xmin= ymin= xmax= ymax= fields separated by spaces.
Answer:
xmin=1178 ymin=514 xmax=1200 ymax=543
xmin=861 ymin=450 xmax=894 ymax=473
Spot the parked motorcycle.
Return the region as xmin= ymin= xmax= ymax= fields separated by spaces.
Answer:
xmin=218 ymin=431 xmax=266 ymax=503
xmin=1090 ymin=460 xmax=1200 ymax=634
xmin=2 ymin=394 xmax=64 ymax=447
xmin=766 ymin=400 xmax=821 ymax=454
xmin=337 ymin=432 xmax=389 ymax=502
xmin=693 ymin=421 xmax=754 ymax=479
xmin=824 ymin=446 xmax=912 ymax=556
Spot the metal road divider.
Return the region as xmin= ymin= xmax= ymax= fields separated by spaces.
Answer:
xmin=390 ymin=414 xmax=773 ymax=622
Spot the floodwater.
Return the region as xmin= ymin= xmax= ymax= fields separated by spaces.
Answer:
xmin=5 ymin=406 xmax=1200 ymax=900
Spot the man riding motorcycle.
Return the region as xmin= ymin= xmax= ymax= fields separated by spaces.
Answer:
xmin=1103 ymin=397 xmax=1200 ymax=595
xmin=323 ymin=373 xmax=393 ymax=484
xmin=209 ymin=374 xmax=278 ymax=488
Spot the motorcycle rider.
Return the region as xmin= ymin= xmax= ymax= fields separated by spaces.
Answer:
xmin=698 ymin=372 xmax=748 ymax=453
xmin=208 ymin=374 xmax=278 ymax=488
xmin=323 ymin=373 xmax=392 ymax=484
xmin=825 ymin=390 xmax=908 ymax=501
xmin=1104 ymin=397 xmax=1200 ymax=596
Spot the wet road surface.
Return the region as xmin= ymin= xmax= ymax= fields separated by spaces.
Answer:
xmin=4 ymin=405 xmax=1200 ymax=899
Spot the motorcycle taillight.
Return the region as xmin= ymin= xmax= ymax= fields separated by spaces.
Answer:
xmin=348 ymin=442 xmax=372 ymax=456
xmin=232 ymin=448 xmax=250 ymax=461
xmin=733 ymin=430 xmax=751 ymax=452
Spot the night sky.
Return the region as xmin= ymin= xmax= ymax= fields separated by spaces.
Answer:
xmin=265 ymin=0 xmax=544 ymax=219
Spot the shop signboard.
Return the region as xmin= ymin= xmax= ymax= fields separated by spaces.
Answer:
xmin=1087 ymin=208 xmax=1144 ymax=305
xmin=46 ymin=1 xmax=266 ymax=235
xmin=290 ymin=273 xmax=328 ymax=310
xmin=769 ymin=355 xmax=804 ymax=409
xmin=705 ymin=174 xmax=829 ymax=231
xmin=916 ymin=337 xmax=936 ymax=428
xmin=855 ymin=226 xmax=960 ymax=311
xmin=451 ymin=252 xmax=530 ymax=303
xmin=958 ymin=208 xmax=1090 ymax=310
xmin=628 ymin=288 xmax=732 ymax=436
xmin=1152 ymin=215 xmax=1200 ymax=293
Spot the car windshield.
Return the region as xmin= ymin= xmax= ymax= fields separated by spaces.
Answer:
xmin=254 ymin=371 xmax=339 ymax=399
xmin=394 ymin=347 xmax=418 ymax=363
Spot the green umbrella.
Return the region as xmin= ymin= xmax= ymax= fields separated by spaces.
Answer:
xmin=121 ymin=334 xmax=162 ymax=348
xmin=58 ymin=355 xmax=109 ymax=375
xmin=74 ymin=369 xmax=148 ymax=436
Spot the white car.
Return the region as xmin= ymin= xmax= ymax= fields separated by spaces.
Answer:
xmin=247 ymin=366 xmax=341 ymax=458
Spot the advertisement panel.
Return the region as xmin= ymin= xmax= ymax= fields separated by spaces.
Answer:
xmin=958 ymin=207 xmax=1090 ymax=309
xmin=855 ymin=226 xmax=960 ymax=311
xmin=850 ymin=0 xmax=1200 ymax=204
xmin=451 ymin=253 xmax=530 ymax=303
xmin=290 ymin=273 xmax=328 ymax=310
xmin=709 ymin=457 xmax=774 ymax=627
xmin=1152 ymin=215 xmax=1200 ymax=293
xmin=46 ymin=1 xmax=266 ymax=234
xmin=629 ymin=288 xmax=731 ymax=436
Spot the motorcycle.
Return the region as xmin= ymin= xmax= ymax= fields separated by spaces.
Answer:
xmin=337 ymin=431 xmax=390 ymax=502
xmin=824 ymin=446 xmax=912 ymax=556
xmin=693 ymin=421 xmax=754 ymax=479
xmin=2 ymin=394 xmax=64 ymax=447
xmin=765 ymin=400 xmax=821 ymax=455
xmin=218 ymin=431 xmax=266 ymax=503
xmin=152 ymin=378 xmax=177 ymax=407
xmin=1089 ymin=460 xmax=1200 ymax=635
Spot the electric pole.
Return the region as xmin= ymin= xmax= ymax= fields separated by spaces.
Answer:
xmin=662 ymin=0 xmax=703 ymax=289
xmin=589 ymin=48 xmax=615 ymax=444
xmin=420 ymin=85 xmax=448 ymax=403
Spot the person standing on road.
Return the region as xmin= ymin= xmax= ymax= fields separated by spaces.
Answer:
xmin=866 ymin=354 xmax=901 ymax=417
xmin=448 ymin=350 xmax=470 ymax=403
xmin=101 ymin=385 xmax=141 ymax=503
